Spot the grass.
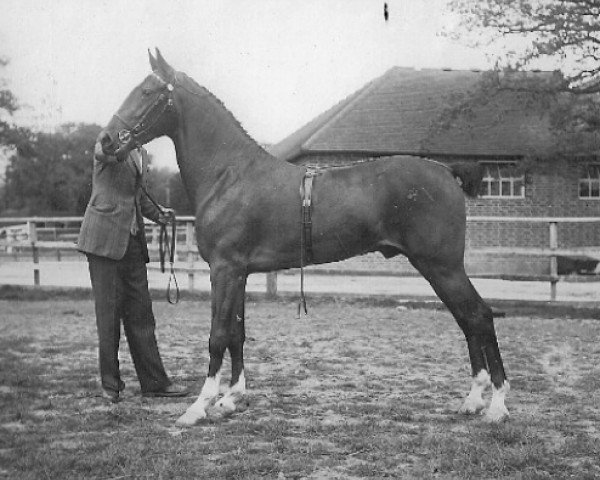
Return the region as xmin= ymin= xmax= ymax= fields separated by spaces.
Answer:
xmin=0 ymin=294 xmax=599 ymax=478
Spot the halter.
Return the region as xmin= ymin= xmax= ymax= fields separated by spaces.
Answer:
xmin=113 ymin=72 xmax=176 ymax=148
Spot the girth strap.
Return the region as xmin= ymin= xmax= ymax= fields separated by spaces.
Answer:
xmin=302 ymin=173 xmax=315 ymax=264
xmin=298 ymin=169 xmax=318 ymax=316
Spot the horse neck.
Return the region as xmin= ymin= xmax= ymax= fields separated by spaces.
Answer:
xmin=170 ymin=83 xmax=270 ymax=203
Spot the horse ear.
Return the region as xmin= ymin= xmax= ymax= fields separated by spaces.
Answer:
xmin=148 ymin=49 xmax=158 ymax=71
xmin=154 ymin=48 xmax=175 ymax=79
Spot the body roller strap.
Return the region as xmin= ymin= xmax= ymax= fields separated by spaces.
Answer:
xmin=298 ymin=169 xmax=317 ymax=316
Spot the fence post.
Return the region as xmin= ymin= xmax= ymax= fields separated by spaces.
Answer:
xmin=549 ymin=221 xmax=558 ymax=301
xmin=266 ymin=272 xmax=278 ymax=298
xmin=28 ymin=221 xmax=40 ymax=287
xmin=185 ymin=221 xmax=195 ymax=291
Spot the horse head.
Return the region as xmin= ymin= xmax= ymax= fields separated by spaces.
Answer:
xmin=98 ymin=48 xmax=178 ymax=161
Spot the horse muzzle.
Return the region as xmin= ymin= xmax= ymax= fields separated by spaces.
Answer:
xmin=97 ymin=130 xmax=134 ymax=161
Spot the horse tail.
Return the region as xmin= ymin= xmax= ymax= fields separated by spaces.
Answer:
xmin=450 ymin=162 xmax=483 ymax=198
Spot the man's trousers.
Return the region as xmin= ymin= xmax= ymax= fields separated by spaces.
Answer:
xmin=86 ymin=234 xmax=170 ymax=394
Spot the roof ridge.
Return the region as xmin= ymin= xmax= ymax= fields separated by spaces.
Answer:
xmin=302 ymin=68 xmax=396 ymax=151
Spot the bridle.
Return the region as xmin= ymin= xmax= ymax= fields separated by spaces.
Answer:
xmin=113 ymin=72 xmax=176 ymax=149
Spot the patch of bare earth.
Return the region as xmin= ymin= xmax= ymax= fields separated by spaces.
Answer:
xmin=1 ymin=298 xmax=600 ymax=478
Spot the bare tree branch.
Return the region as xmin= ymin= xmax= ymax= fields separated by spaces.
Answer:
xmin=447 ymin=0 xmax=600 ymax=92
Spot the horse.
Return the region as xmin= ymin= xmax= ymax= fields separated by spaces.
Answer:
xmin=97 ymin=49 xmax=509 ymax=426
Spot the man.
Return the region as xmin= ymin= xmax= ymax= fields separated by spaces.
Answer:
xmin=78 ymin=141 xmax=188 ymax=403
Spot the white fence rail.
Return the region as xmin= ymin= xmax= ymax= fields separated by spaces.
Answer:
xmin=2 ymin=216 xmax=600 ymax=301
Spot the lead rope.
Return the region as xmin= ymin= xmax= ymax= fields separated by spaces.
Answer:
xmin=138 ymin=148 xmax=180 ymax=304
xmin=159 ymin=219 xmax=180 ymax=304
xmin=142 ymin=185 xmax=180 ymax=304
xmin=144 ymin=189 xmax=180 ymax=304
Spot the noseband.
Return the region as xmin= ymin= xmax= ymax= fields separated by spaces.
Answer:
xmin=113 ymin=72 xmax=176 ymax=148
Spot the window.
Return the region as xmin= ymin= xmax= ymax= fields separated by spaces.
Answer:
xmin=579 ymin=164 xmax=600 ymax=199
xmin=479 ymin=162 xmax=525 ymax=198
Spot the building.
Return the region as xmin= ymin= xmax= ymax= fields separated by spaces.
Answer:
xmin=270 ymin=67 xmax=600 ymax=277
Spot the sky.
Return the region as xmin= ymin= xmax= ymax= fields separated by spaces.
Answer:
xmin=0 ymin=0 xmax=496 ymax=169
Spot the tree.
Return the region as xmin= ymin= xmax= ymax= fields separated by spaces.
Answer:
xmin=147 ymin=165 xmax=193 ymax=216
xmin=442 ymin=1 xmax=600 ymax=160
xmin=0 ymin=57 xmax=18 ymax=138
xmin=166 ymin=172 xmax=194 ymax=215
xmin=1 ymin=55 xmax=34 ymax=213
xmin=2 ymin=123 xmax=101 ymax=215
xmin=0 ymin=56 xmax=32 ymax=150
xmin=448 ymin=0 xmax=600 ymax=92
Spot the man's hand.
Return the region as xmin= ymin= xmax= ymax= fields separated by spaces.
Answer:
xmin=158 ymin=208 xmax=175 ymax=225
xmin=94 ymin=141 xmax=119 ymax=164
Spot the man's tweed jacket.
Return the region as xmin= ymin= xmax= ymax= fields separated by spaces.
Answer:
xmin=78 ymin=147 xmax=161 ymax=263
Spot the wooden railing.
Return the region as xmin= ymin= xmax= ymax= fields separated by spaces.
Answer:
xmin=467 ymin=216 xmax=600 ymax=300
xmin=2 ymin=216 xmax=600 ymax=301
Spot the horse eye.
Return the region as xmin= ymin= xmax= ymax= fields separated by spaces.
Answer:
xmin=141 ymin=88 xmax=152 ymax=96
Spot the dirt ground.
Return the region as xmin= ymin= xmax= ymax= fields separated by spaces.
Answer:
xmin=1 ymin=296 xmax=600 ymax=479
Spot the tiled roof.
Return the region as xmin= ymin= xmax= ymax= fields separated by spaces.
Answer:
xmin=271 ymin=67 xmax=600 ymax=163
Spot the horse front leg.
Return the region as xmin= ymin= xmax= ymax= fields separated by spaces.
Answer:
xmin=214 ymin=275 xmax=247 ymax=415
xmin=176 ymin=263 xmax=247 ymax=426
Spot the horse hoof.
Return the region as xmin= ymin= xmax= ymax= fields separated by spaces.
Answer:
xmin=209 ymin=399 xmax=237 ymax=420
xmin=237 ymin=399 xmax=250 ymax=413
xmin=214 ymin=396 xmax=236 ymax=413
xmin=175 ymin=410 xmax=206 ymax=427
xmin=482 ymin=406 xmax=509 ymax=423
xmin=458 ymin=398 xmax=486 ymax=415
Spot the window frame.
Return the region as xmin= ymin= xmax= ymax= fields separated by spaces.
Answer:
xmin=578 ymin=163 xmax=600 ymax=200
xmin=478 ymin=161 xmax=525 ymax=199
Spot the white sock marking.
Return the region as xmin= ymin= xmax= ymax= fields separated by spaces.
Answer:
xmin=180 ymin=369 xmax=222 ymax=421
xmin=460 ymin=369 xmax=491 ymax=414
xmin=484 ymin=381 xmax=510 ymax=422
xmin=215 ymin=370 xmax=246 ymax=412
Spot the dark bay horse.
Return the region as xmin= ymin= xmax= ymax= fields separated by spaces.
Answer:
xmin=98 ymin=49 xmax=509 ymax=425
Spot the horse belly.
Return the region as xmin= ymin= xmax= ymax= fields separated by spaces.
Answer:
xmin=245 ymin=200 xmax=377 ymax=271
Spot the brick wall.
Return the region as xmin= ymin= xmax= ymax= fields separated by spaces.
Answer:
xmin=465 ymin=159 xmax=600 ymax=248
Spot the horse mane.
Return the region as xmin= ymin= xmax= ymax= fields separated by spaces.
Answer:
xmin=177 ymin=72 xmax=269 ymax=155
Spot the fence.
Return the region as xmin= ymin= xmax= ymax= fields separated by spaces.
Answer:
xmin=2 ymin=216 xmax=600 ymax=301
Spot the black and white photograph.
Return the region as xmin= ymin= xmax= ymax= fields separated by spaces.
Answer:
xmin=1 ymin=0 xmax=599 ymax=478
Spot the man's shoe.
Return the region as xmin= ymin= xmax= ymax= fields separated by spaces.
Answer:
xmin=102 ymin=389 xmax=120 ymax=403
xmin=101 ymin=380 xmax=125 ymax=403
xmin=142 ymin=383 xmax=189 ymax=398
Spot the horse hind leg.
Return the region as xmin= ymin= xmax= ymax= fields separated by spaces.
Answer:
xmin=410 ymin=257 xmax=509 ymax=422
xmin=461 ymin=367 xmax=491 ymax=415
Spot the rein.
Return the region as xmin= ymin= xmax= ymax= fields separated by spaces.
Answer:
xmin=140 ymin=181 xmax=180 ymax=305
xmin=159 ymin=217 xmax=180 ymax=305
